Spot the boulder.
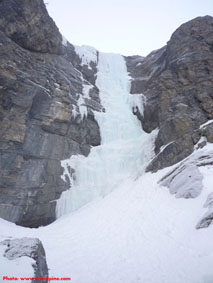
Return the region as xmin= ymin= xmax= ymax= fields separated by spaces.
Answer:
xmin=0 ymin=238 xmax=48 ymax=281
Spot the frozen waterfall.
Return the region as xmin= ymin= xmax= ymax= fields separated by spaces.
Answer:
xmin=56 ymin=52 xmax=157 ymax=217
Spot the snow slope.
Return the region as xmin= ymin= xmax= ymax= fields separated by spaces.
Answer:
xmin=1 ymin=163 xmax=213 ymax=283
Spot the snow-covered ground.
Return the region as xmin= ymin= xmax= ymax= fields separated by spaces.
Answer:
xmin=1 ymin=163 xmax=213 ymax=283
xmin=1 ymin=51 xmax=213 ymax=283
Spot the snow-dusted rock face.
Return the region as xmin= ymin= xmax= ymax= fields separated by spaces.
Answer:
xmin=0 ymin=238 xmax=48 ymax=280
xmin=126 ymin=16 xmax=213 ymax=171
xmin=160 ymin=164 xmax=203 ymax=199
xmin=160 ymin=144 xmax=213 ymax=228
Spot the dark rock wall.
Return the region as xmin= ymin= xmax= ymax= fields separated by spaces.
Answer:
xmin=0 ymin=0 xmax=102 ymax=227
xmin=0 ymin=0 xmax=63 ymax=54
xmin=126 ymin=16 xmax=213 ymax=171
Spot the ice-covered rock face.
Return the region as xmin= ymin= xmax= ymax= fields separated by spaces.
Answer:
xmin=57 ymin=52 xmax=157 ymax=217
xmin=0 ymin=238 xmax=48 ymax=280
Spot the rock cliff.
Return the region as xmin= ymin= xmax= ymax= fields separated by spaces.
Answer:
xmin=0 ymin=0 xmax=102 ymax=227
xmin=0 ymin=0 xmax=63 ymax=54
xmin=126 ymin=15 xmax=213 ymax=171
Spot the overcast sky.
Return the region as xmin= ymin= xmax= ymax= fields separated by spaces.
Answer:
xmin=47 ymin=0 xmax=213 ymax=56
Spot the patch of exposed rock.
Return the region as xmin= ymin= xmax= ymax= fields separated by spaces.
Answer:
xmin=196 ymin=192 xmax=213 ymax=229
xmin=126 ymin=15 xmax=213 ymax=171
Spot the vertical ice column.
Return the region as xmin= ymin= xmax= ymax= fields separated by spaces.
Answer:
xmin=56 ymin=52 xmax=156 ymax=217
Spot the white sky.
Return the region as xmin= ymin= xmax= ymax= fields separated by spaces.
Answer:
xmin=47 ymin=0 xmax=213 ymax=56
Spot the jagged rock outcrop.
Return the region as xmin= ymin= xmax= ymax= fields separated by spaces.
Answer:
xmin=197 ymin=192 xmax=213 ymax=229
xmin=126 ymin=15 xmax=213 ymax=171
xmin=0 ymin=238 xmax=48 ymax=280
xmin=0 ymin=0 xmax=102 ymax=227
